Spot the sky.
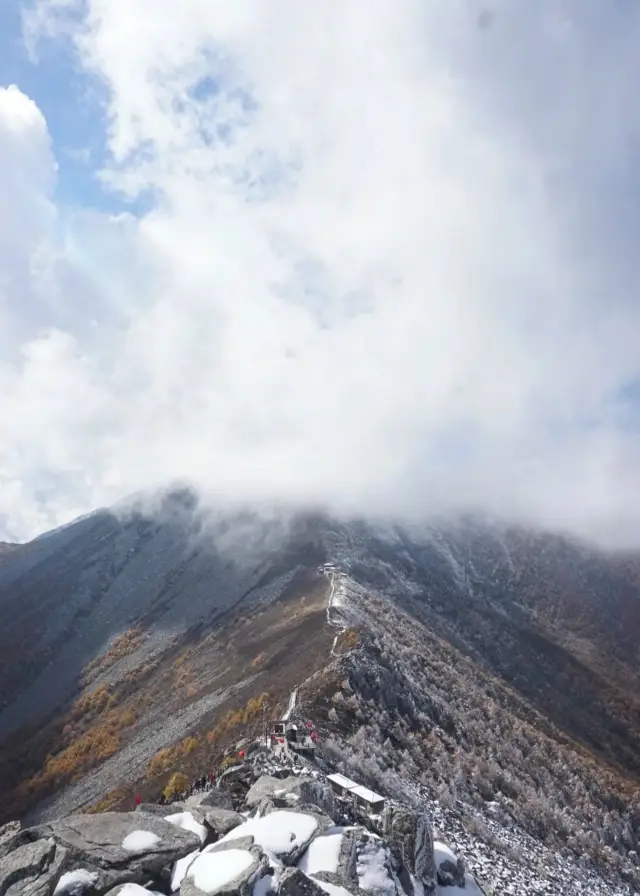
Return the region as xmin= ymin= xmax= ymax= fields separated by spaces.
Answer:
xmin=2 ymin=1 xmax=640 ymax=546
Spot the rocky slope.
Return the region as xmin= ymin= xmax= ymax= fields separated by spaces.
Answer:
xmin=0 ymin=496 xmax=639 ymax=892
xmin=0 ymin=750 xmax=480 ymax=896
xmin=0 ymin=739 xmax=634 ymax=896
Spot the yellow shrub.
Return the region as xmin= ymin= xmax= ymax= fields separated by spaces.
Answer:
xmin=164 ymin=772 xmax=189 ymax=800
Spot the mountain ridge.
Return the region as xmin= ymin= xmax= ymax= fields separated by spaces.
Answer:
xmin=0 ymin=496 xmax=638 ymax=891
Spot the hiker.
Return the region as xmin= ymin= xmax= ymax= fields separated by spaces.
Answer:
xmin=135 ymin=793 xmax=141 ymax=807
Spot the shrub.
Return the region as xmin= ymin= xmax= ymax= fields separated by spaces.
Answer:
xmin=164 ymin=772 xmax=189 ymax=800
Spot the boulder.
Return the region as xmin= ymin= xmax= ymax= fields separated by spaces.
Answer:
xmin=219 ymin=810 xmax=328 ymax=866
xmin=52 ymin=869 xmax=101 ymax=896
xmin=192 ymin=808 xmax=244 ymax=839
xmin=0 ymin=837 xmax=68 ymax=896
xmin=297 ymin=826 xmax=361 ymax=890
xmin=244 ymin=777 xmax=335 ymax=818
xmin=134 ymin=804 xmax=186 ymax=817
xmin=181 ymin=844 xmax=267 ymax=896
xmin=434 ymin=841 xmax=465 ymax=889
xmin=1 ymin=820 xmax=27 ymax=860
xmin=381 ymin=806 xmax=435 ymax=896
xmin=162 ymin=812 xmax=208 ymax=845
xmin=436 ymin=859 xmax=465 ymax=888
xmin=277 ymin=869 xmax=334 ymax=896
xmin=205 ymin=837 xmax=256 ymax=854
xmin=188 ymin=791 xmax=235 ymax=812
xmin=27 ymin=812 xmax=200 ymax=894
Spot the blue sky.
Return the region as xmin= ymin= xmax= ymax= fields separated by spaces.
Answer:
xmin=0 ymin=0 xmax=137 ymax=215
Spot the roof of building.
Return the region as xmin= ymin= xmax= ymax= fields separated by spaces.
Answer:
xmin=349 ymin=784 xmax=385 ymax=805
xmin=326 ymin=772 xmax=359 ymax=790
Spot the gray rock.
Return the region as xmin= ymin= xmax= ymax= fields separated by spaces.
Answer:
xmin=135 ymin=803 xmax=186 ymax=816
xmin=26 ymin=812 xmax=200 ymax=893
xmin=437 ymin=858 xmax=465 ymax=888
xmin=0 ymin=837 xmax=68 ymax=896
xmin=192 ymin=808 xmax=244 ymax=839
xmin=181 ymin=844 xmax=267 ymax=896
xmin=206 ymin=836 xmax=256 ymax=853
xmin=335 ymin=827 xmax=361 ymax=888
xmin=221 ymin=809 xmax=328 ymax=868
xmin=245 ymin=777 xmax=335 ymax=818
xmin=53 ymin=868 xmax=101 ymax=896
xmin=277 ymin=869 xmax=332 ymax=896
xmin=189 ymin=790 xmax=235 ymax=811
xmin=382 ymin=806 xmax=435 ymax=896
xmin=0 ymin=821 xmax=27 ymax=860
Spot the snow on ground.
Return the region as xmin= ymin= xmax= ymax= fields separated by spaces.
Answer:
xmin=298 ymin=831 xmax=343 ymax=875
xmin=121 ymin=830 xmax=160 ymax=852
xmin=282 ymin=688 xmax=298 ymax=721
xmin=219 ymin=810 xmax=318 ymax=858
xmin=171 ymin=848 xmax=201 ymax=890
xmin=53 ymin=869 xmax=98 ymax=895
xmin=433 ymin=840 xmax=458 ymax=869
xmin=110 ymin=886 xmax=154 ymax=896
xmin=252 ymin=874 xmax=274 ymax=896
xmin=187 ymin=849 xmax=254 ymax=894
xmin=356 ymin=840 xmax=397 ymax=896
xmin=164 ymin=811 xmax=208 ymax=843
xmin=436 ymin=875 xmax=485 ymax=896
xmin=313 ymin=882 xmax=354 ymax=896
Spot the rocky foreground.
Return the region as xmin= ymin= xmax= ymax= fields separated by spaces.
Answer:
xmin=2 ymin=756 xmax=480 ymax=896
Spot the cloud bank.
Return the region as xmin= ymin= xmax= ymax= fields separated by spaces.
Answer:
xmin=3 ymin=0 xmax=640 ymax=545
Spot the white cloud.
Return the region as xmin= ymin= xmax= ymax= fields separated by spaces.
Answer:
xmin=3 ymin=1 xmax=640 ymax=545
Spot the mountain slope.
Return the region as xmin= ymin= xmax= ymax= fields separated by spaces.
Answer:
xmin=0 ymin=500 xmax=638 ymax=890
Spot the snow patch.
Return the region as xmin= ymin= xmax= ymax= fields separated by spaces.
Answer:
xmin=171 ymin=848 xmax=201 ymax=890
xmin=252 ymin=874 xmax=273 ymax=896
xmin=298 ymin=832 xmax=342 ymax=875
xmin=53 ymin=870 xmax=98 ymax=895
xmin=433 ymin=840 xmax=458 ymax=869
xmin=164 ymin=811 xmax=208 ymax=843
xmin=357 ymin=841 xmax=396 ymax=895
xmin=111 ymin=886 xmax=153 ymax=896
xmin=313 ymin=882 xmax=353 ymax=896
xmin=121 ymin=830 xmax=160 ymax=852
xmin=220 ymin=811 xmax=318 ymax=858
xmin=187 ymin=849 xmax=254 ymax=894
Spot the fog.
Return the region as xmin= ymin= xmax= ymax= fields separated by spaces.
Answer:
xmin=2 ymin=2 xmax=640 ymax=546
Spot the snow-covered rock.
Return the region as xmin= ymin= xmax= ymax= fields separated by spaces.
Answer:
xmin=53 ymin=869 xmax=99 ymax=896
xmin=193 ymin=807 xmax=245 ymax=839
xmin=182 ymin=845 xmax=267 ymax=896
xmin=163 ymin=812 xmax=208 ymax=845
xmin=28 ymin=812 xmax=200 ymax=892
xmin=433 ymin=841 xmax=465 ymax=888
xmin=219 ymin=810 xmax=327 ymax=866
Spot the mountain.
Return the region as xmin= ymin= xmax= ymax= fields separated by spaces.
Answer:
xmin=0 ymin=542 xmax=20 ymax=562
xmin=0 ymin=494 xmax=638 ymax=894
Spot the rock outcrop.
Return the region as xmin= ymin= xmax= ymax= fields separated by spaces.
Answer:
xmin=382 ymin=805 xmax=436 ymax=895
xmin=25 ymin=812 xmax=200 ymax=893
xmin=1 ymin=748 xmax=492 ymax=896
xmin=0 ymin=837 xmax=68 ymax=896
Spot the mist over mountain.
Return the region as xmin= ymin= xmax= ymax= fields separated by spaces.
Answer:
xmin=0 ymin=492 xmax=638 ymax=893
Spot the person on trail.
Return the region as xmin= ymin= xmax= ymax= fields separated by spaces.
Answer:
xmin=135 ymin=793 xmax=141 ymax=807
